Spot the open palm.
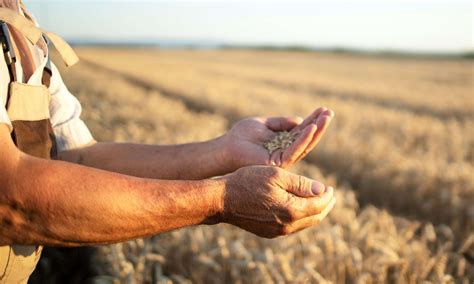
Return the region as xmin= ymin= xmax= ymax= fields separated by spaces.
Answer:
xmin=225 ymin=107 xmax=334 ymax=169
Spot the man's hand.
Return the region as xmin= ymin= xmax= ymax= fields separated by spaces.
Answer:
xmin=219 ymin=166 xmax=336 ymax=238
xmin=224 ymin=107 xmax=334 ymax=169
xmin=58 ymin=107 xmax=332 ymax=181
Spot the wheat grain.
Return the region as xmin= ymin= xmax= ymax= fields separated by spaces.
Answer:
xmin=263 ymin=131 xmax=298 ymax=154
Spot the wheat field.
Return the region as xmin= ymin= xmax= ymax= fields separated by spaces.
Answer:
xmin=35 ymin=48 xmax=473 ymax=283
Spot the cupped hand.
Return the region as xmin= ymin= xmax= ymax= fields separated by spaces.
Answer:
xmin=225 ymin=107 xmax=334 ymax=169
xmin=221 ymin=166 xmax=336 ymax=238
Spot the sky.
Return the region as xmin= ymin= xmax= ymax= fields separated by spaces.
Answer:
xmin=24 ymin=0 xmax=473 ymax=53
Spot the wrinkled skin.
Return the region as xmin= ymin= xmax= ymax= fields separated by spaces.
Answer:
xmin=220 ymin=166 xmax=336 ymax=239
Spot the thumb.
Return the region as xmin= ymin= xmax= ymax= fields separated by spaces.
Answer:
xmin=280 ymin=171 xmax=325 ymax=197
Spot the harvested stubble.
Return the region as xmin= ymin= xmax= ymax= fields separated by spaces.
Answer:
xmin=35 ymin=50 xmax=474 ymax=283
xmin=77 ymin=48 xmax=474 ymax=239
xmin=82 ymin=178 xmax=474 ymax=283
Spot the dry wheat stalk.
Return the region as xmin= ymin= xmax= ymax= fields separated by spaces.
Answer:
xmin=54 ymin=50 xmax=474 ymax=284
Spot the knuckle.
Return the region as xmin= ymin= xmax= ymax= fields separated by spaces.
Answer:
xmin=297 ymin=175 xmax=311 ymax=194
xmin=292 ymin=199 xmax=307 ymax=215
xmin=297 ymin=175 xmax=304 ymax=191
xmin=313 ymin=204 xmax=323 ymax=214
xmin=266 ymin=166 xmax=282 ymax=180
xmin=283 ymin=207 xmax=299 ymax=223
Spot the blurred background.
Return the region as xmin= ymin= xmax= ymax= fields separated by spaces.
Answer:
xmin=27 ymin=0 xmax=472 ymax=54
xmin=25 ymin=0 xmax=473 ymax=283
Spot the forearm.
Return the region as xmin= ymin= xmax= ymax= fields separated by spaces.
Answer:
xmin=1 ymin=153 xmax=224 ymax=246
xmin=58 ymin=137 xmax=234 ymax=180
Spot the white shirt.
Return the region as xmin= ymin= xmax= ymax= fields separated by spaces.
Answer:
xmin=0 ymin=8 xmax=93 ymax=152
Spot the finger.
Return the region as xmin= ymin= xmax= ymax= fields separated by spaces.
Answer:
xmin=327 ymin=109 xmax=335 ymax=118
xmin=292 ymin=186 xmax=334 ymax=218
xmin=265 ymin=116 xmax=303 ymax=132
xmin=292 ymin=107 xmax=327 ymax=132
xmin=295 ymin=113 xmax=333 ymax=163
xmin=279 ymin=170 xmax=327 ymax=197
xmin=270 ymin=149 xmax=283 ymax=167
xmin=281 ymin=124 xmax=317 ymax=167
xmin=288 ymin=197 xmax=336 ymax=234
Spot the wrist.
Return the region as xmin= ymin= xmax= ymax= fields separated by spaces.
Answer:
xmin=209 ymin=134 xmax=239 ymax=174
xmin=198 ymin=177 xmax=226 ymax=225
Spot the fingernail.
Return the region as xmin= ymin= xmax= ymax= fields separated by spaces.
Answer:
xmin=311 ymin=181 xmax=325 ymax=195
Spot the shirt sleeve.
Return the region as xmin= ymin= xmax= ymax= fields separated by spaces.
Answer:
xmin=49 ymin=62 xmax=94 ymax=152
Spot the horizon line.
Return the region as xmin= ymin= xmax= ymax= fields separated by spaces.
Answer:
xmin=66 ymin=38 xmax=474 ymax=57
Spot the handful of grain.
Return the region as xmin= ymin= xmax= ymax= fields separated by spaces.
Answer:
xmin=263 ymin=131 xmax=298 ymax=154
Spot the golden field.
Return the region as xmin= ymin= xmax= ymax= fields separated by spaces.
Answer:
xmin=48 ymin=48 xmax=473 ymax=283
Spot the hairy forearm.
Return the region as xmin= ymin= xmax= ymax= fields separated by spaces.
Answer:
xmin=1 ymin=154 xmax=224 ymax=246
xmin=58 ymin=137 xmax=233 ymax=180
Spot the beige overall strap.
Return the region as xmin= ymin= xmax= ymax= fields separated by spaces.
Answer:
xmin=0 ymin=8 xmax=79 ymax=67
xmin=43 ymin=31 xmax=79 ymax=67
xmin=20 ymin=2 xmax=80 ymax=67
xmin=0 ymin=7 xmax=41 ymax=44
